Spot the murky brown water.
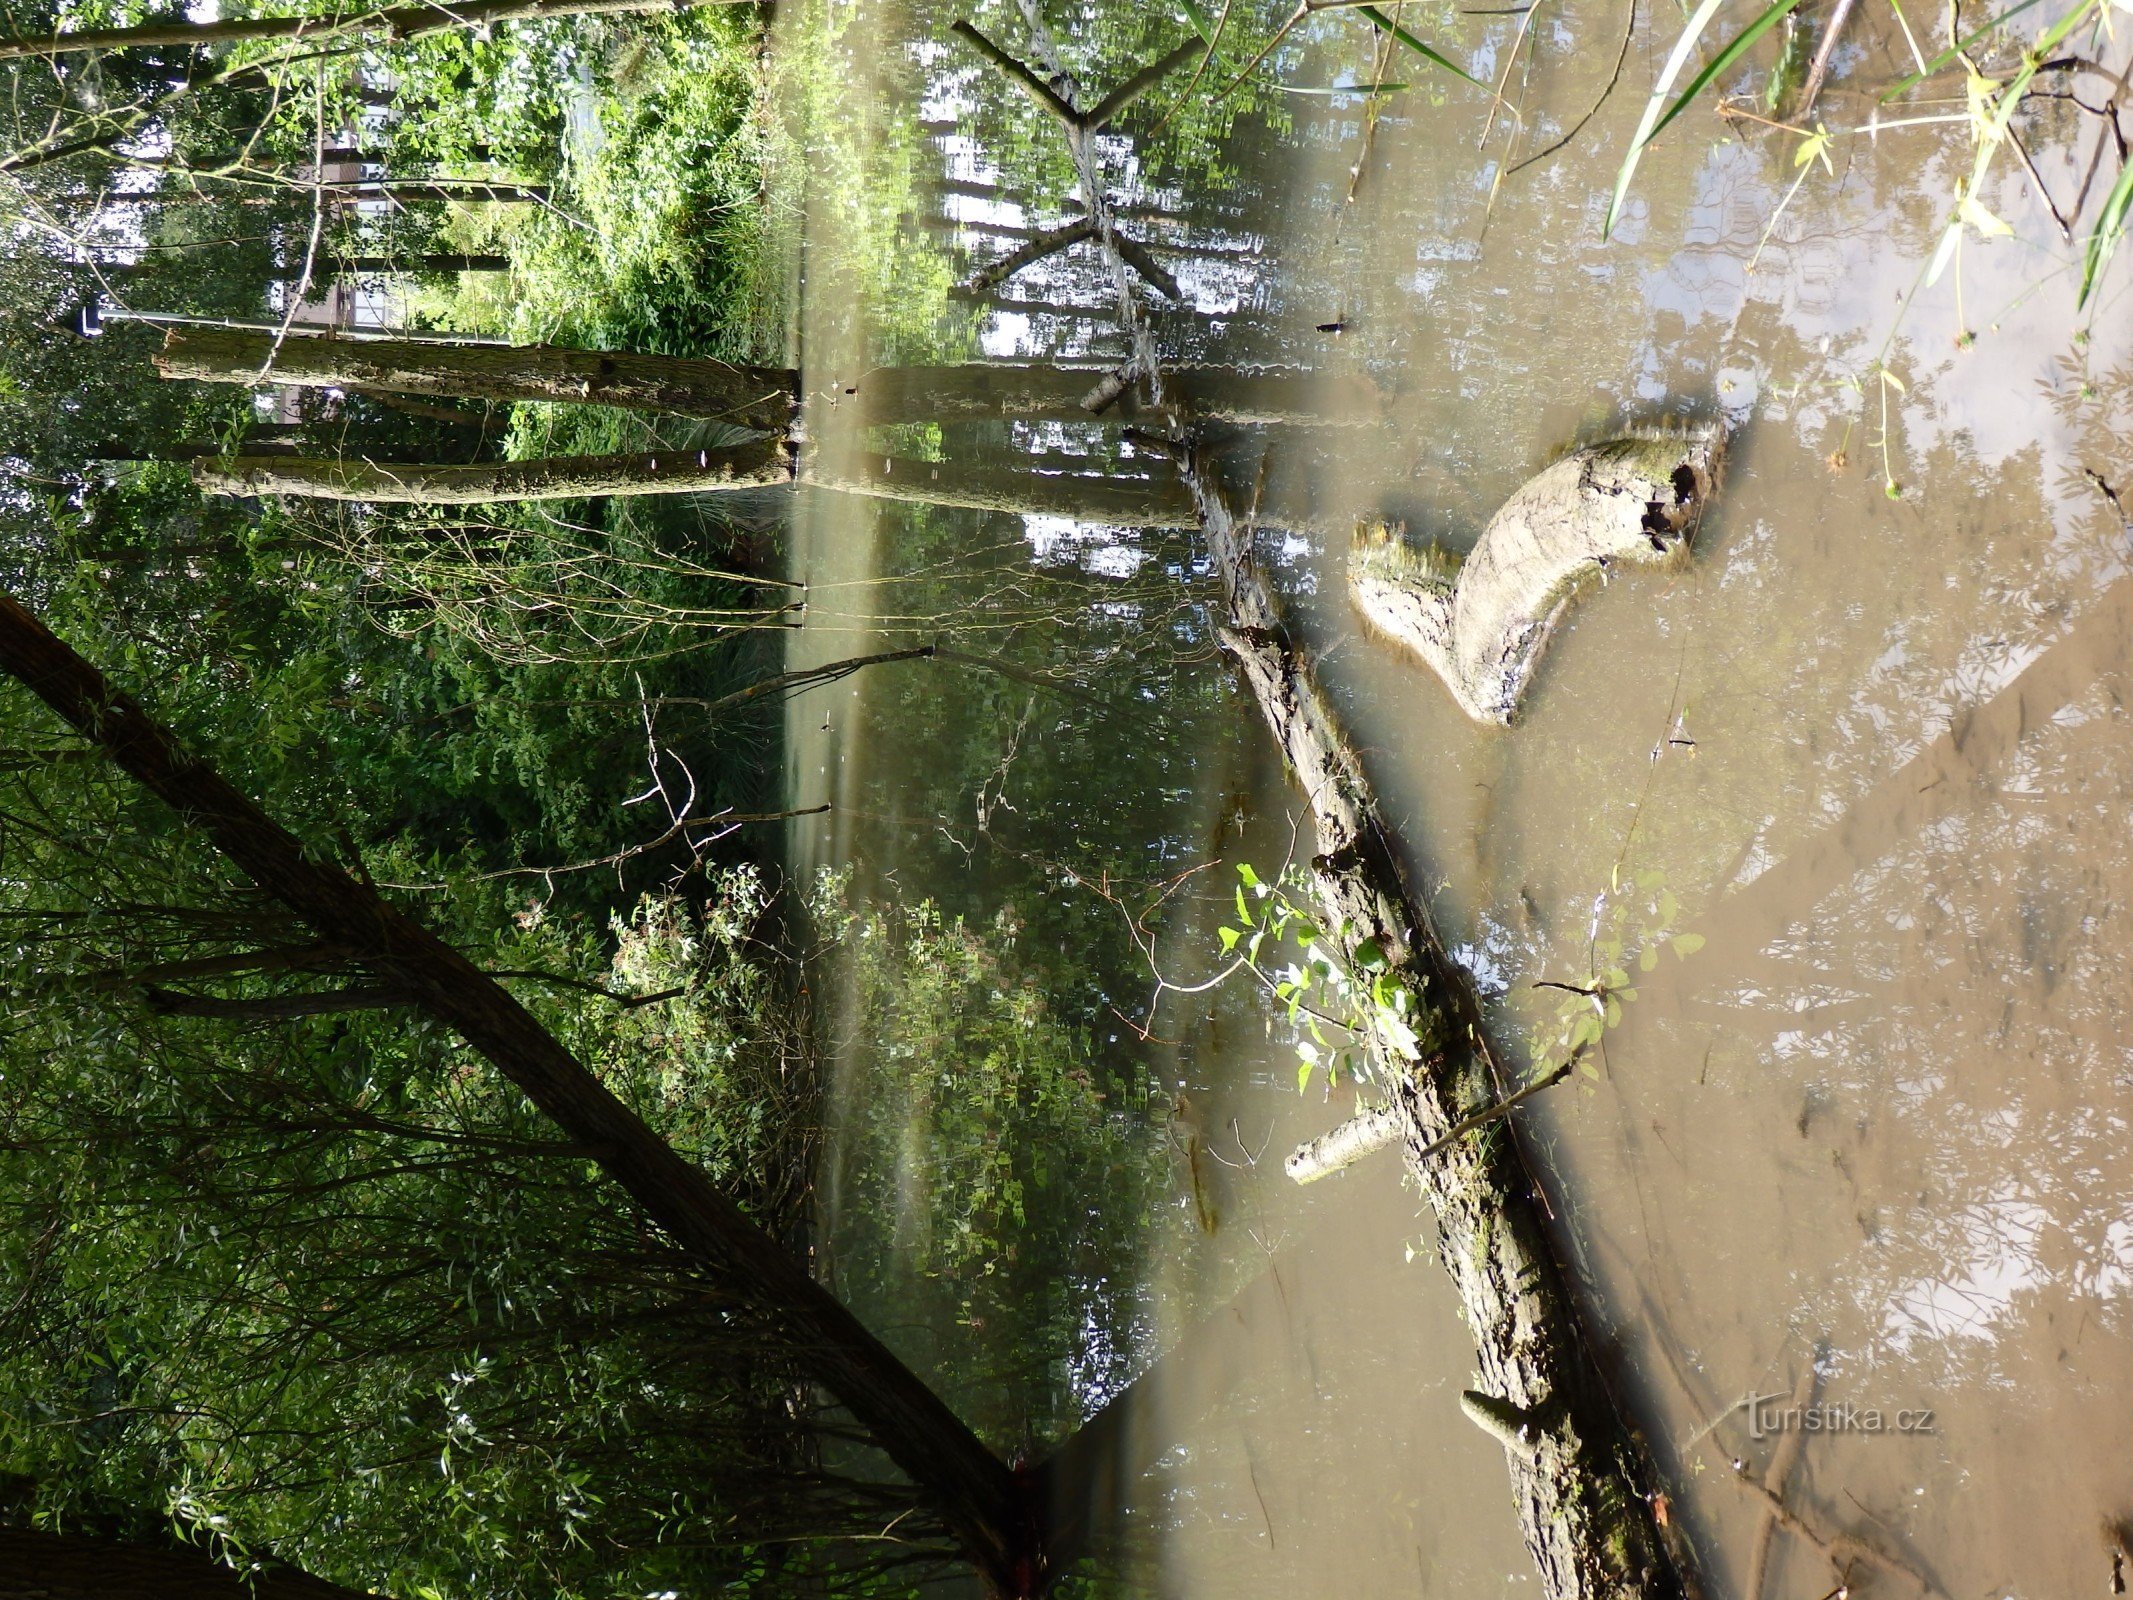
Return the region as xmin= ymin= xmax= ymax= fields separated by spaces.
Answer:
xmin=777 ymin=0 xmax=2133 ymax=1592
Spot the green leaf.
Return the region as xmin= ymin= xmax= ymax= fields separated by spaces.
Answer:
xmin=1180 ymin=0 xmax=1217 ymax=42
xmin=2080 ymin=154 xmax=2133 ymax=308
xmin=1957 ymin=192 xmax=2014 ymax=237
xmin=1672 ymin=931 xmax=1707 ymax=958
xmin=1640 ymin=945 xmax=1660 ymax=972
xmin=1357 ymin=6 xmax=1489 ymax=91
xmin=1355 ymin=936 xmax=1387 ymax=970
xmin=1879 ymin=0 xmax=2051 ymax=100
xmin=1795 ymin=123 xmax=1833 ymax=174
xmin=1219 ymin=925 xmax=1241 ymax=952
xmin=1237 ymin=861 xmax=1262 ymax=889
xmin=1298 ymin=1059 xmax=1315 ymax=1093
xmin=1607 ymin=0 xmax=1809 ymax=238
xmin=1236 ymin=885 xmax=1252 ymax=923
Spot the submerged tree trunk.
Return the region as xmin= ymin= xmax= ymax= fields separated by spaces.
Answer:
xmin=0 ymin=594 xmax=1038 ymax=1598
xmin=197 ymin=440 xmax=792 ymax=503
xmin=156 ymin=328 xmax=799 ymax=435
xmin=0 ymin=0 xmax=676 ymax=60
xmin=0 ymin=1525 xmax=384 ymax=1600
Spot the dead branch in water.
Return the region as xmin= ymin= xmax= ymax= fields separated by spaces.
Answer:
xmin=1507 ymin=0 xmax=1634 ymax=175
xmin=954 ymin=15 xmax=1691 ymax=1598
xmin=1286 ymin=1052 xmax=1576 ymax=1182
xmin=1798 ymin=0 xmax=1857 ymax=114
xmin=1713 ymin=1454 xmax=1930 ymax=1597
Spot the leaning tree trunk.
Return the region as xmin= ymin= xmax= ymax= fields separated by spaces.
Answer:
xmin=0 ymin=1525 xmax=384 ymax=1600
xmin=196 ymin=439 xmax=792 ymax=503
xmin=810 ymin=452 xmax=1193 ymax=524
xmin=155 ymin=328 xmax=799 ymax=436
xmin=952 ymin=17 xmax=1690 ymax=1598
xmin=0 ymin=0 xmax=676 ymax=60
xmin=155 ymin=328 xmax=1366 ymax=436
xmin=0 ymin=594 xmax=1039 ymax=1599
xmin=1182 ymin=471 xmax=1687 ymax=1599
xmin=318 ymin=254 xmax=512 ymax=276
xmin=846 ymin=362 xmax=1382 ymax=428
xmin=312 ymin=180 xmax=552 ymax=204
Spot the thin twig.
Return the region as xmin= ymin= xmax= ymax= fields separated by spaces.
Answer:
xmin=1410 ymin=1052 xmax=1577 ymax=1163
xmin=1799 ymin=0 xmax=1859 ymax=113
xmin=1507 ymin=0 xmax=1634 ymax=174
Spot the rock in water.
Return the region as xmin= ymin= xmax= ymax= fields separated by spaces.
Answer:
xmin=1350 ymin=426 xmax=1726 ymax=724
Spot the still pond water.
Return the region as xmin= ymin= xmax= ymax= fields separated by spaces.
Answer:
xmin=773 ymin=0 xmax=2133 ymax=1592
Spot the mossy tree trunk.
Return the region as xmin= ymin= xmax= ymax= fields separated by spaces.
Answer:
xmin=954 ymin=16 xmax=1693 ymax=1597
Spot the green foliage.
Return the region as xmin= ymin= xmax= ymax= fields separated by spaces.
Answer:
xmin=1524 ymin=867 xmax=1700 ymax=1079
xmin=0 ymin=743 xmax=916 ymax=1598
xmin=1606 ymin=0 xmax=1809 ymax=238
xmin=1214 ymin=861 xmax=1423 ymax=1094
xmin=830 ymin=893 xmax=1164 ymax=1449
xmin=436 ymin=10 xmax=786 ymax=363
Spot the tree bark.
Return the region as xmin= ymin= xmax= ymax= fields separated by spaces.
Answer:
xmin=156 ymin=327 xmax=798 ymax=435
xmin=1282 ymin=1101 xmax=1402 ymax=1182
xmin=0 ymin=0 xmax=680 ymax=61
xmin=1157 ymin=430 xmax=1688 ymax=1600
xmin=196 ymin=440 xmax=792 ymax=503
xmin=0 ymin=1526 xmax=383 ymax=1600
xmin=312 ymin=181 xmax=550 ymax=204
xmin=809 ymin=452 xmax=1193 ymax=525
xmin=156 ymin=330 xmax=1361 ymax=436
xmin=318 ymin=254 xmax=512 ymax=275
xmin=0 ymin=594 xmax=1037 ymax=1598
xmin=142 ymin=983 xmax=411 ymax=1018
xmin=963 ymin=219 xmax=1095 ymax=293
xmin=844 ymin=362 xmax=1382 ymax=428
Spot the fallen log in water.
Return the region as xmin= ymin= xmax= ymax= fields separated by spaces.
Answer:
xmin=1174 ymin=438 xmax=1688 ymax=1600
xmin=951 ymin=15 xmax=1694 ymax=1597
